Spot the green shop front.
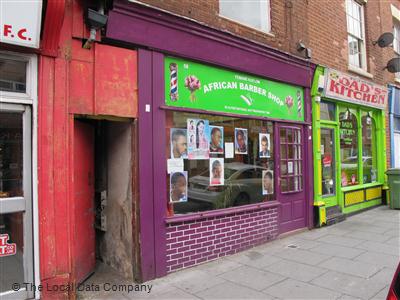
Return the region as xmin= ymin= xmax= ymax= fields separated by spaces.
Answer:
xmin=312 ymin=67 xmax=387 ymax=225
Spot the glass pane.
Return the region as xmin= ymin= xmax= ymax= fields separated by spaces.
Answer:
xmin=166 ymin=111 xmax=275 ymax=215
xmin=0 ymin=212 xmax=24 ymax=293
xmin=287 ymin=130 xmax=293 ymax=143
xmin=394 ymin=117 xmax=400 ymax=132
xmin=362 ymin=114 xmax=377 ymax=183
xmin=321 ymin=128 xmax=336 ymax=196
xmin=320 ymin=101 xmax=336 ymax=121
xmin=280 ymin=129 xmax=286 ymax=143
xmin=0 ymin=59 xmax=27 ymax=93
xmin=288 ymin=145 xmax=294 ymax=159
xmin=340 ymin=109 xmax=359 ymax=186
xmin=0 ymin=113 xmax=23 ymax=198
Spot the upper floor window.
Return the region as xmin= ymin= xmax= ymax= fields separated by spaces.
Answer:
xmin=393 ymin=20 xmax=400 ymax=79
xmin=219 ymin=0 xmax=271 ymax=33
xmin=346 ymin=0 xmax=366 ymax=70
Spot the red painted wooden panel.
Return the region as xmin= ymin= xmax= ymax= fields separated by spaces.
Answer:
xmin=73 ymin=120 xmax=96 ymax=283
xmin=69 ymin=60 xmax=94 ymax=114
xmin=94 ymin=44 xmax=138 ymax=118
xmin=38 ymin=56 xmax=57 ymax=280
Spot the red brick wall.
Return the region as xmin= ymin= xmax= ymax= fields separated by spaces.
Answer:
xmin=166 ymin=206 xmax=279 ymax=272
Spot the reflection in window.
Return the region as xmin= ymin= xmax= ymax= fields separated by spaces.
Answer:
xmin=0 ymin=113 xmax=23 ymax=198
xmin=340 ymin=109 xmax=358 ymax=186
xmin=362 ymin=113 xmax=377 ymax=183
xmin=0 ymin=58 xmax=27 ymax=93
xmin=166 ymin=111 xmax=274 ymax=215
xmin=320 ymin=101 xmax=336 ymax=121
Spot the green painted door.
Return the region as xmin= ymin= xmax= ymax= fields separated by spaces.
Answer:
xmin=320 ymin=126 xmax=339 ymax=207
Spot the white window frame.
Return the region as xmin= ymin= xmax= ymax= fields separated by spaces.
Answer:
xmin=0 ymin=51 xmax=40 ymax=299
xmin=218 ymin=0 xmax=272 ymax=34
xmin=346 ymin=0 xmax=367 ymax=71
xmin=0 ymin=51 xmax=36 ymax=104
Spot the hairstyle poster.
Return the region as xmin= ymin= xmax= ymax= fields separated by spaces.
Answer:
xmin=170 ymin=128 xmax=188 ymax=159
xmin=187 ymin=118 xmax=210 ymax=159
xmin=170 ymin=171 xmax=188 ymax=203
xmin=234 ymin=128 xmax=248 ymax=155
xmin=262 ymin=170 xmax=274 ymax=195
xmin=209 ymin=126 xmax=224 ymax=154
xmin=210 ymin=158 xmax=224 ymax=186
xmin=259 ymin=133 xmax=271 ymax=158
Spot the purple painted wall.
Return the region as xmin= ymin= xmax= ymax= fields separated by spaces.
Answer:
xmin=106 ymin=0 xmax=316 ymax=281
xmin=166 ymin=205 xmax=279 ymax=272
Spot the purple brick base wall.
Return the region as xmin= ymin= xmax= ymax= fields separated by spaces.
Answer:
xmin=166 ymin=206 xmax=279 ymax=273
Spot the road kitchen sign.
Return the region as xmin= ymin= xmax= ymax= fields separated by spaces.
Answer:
xmin=323 ymin=68 xmax=387 ymax=110
xmin=165 ymin=57 xmax=304 ymax=121
xmin=0 ymin=0 xmax=43 ymax=48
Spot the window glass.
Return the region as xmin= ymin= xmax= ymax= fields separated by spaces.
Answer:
xmin=394 ymin=117 xmax=400 ymax=132
xmin=279 ymin=127 xmax=303 ymax=193
xmin=339 ymin=108 xmax=359 ymax=186
xmin=321 ymin=128 xmax=335 ymax=196
xmin=393 ymin=21 xmax=400 ymax=79
xmin=346 ymin=0 xmax=365 ymax=69
xmin=320 ymin=101 xmax=336 ymax=121
xmin=167 ymin=111 xmax=274 ymax=215
xmin=362 ymin=113 xmax=377 ymax=183
xmin=0 ymin=112 xmax=23 ymax=198
xmin=219 ymin=0 xmax=270 ymax=32
xmin=0 ymin=212 xmax=24 ymax=292
xmin=0 ymin=58 xmax=27 ymax=93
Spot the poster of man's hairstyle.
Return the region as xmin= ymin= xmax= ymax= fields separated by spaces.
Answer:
xmin=234 ymin=128 xmax=248 ymax=155
xmin=170 ymin=171 xmax=188 ymax=203
xmin=262 ymin=170 xmax=274 ymax=195
xmin=259 ymin=133 xmax=271 ymax=158
xmin=209 ymin=126 xmax=224 ymax=154
xmin=170 ymin=128 xmax=188 ymax=159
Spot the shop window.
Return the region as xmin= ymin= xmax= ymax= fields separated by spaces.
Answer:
xmin=0 ymin=58 xmax=27 ymax=93
xmin=346 ymin=0 xmax=366 ymax=70
xmin=219 ymin=0 xmax=271 ymax=33
xmin=339 ymin=108 xmax=359 ymax=186
xmin=279 ymin=127 xmax=303 ymax=193
xmin=361 ymin=112 xmax=377 ymax=184
xmin=320 ymin=101 xmax=336 ymax=121
xmin=166 ymin=111 xmax=274 ymax=215
xmin=0 ymin=112 xmax=23 ymax=198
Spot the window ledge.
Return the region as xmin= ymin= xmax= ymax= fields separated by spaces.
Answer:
xmin=348 ymin=65 xmax=373 ymax=79
xmin=165 ymin=200 xmax=280 ymax=224
xmin=217 ymin=14 xmax=275 ymax=38
xmin=341 ymin=182 xmax=383 ymax=193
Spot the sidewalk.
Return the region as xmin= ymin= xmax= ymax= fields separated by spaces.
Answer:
xmin=78 ymin=205 xmax=400 ymax=300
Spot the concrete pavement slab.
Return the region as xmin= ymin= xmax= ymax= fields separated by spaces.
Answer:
xmin=355 ymin=240 xmax=400 ymax=256
xmin=265 ymin=259 xmax=328 ymax=282
xmin=273 ymin=247 xmax=331 ymax=266
xmin=309 ymin=243 xmax=366 ymax=259
xmin=369 ymin=286 xmax=390 ymax=300
xmin=369 ymin=267 xmax=397 ymax=284
xmin=311 ymin=271 xmax=387 ymax=299
xmin=343 ymin=230 xmax=393 ymax=243
xmin=196 ymin=281 xmax=276 ymax=299
xmin=195 ymin=257 xmax=242 ymax=275
xmin=226 ymin=250 xmax=283 ymax=269
xmin=384 ymin=236 xmax=400 ymax=246
xmin=262 ymin=278 xmax=342 ymax=299
xmin=318 ymin=257 xmax=381 ymax=278
xmin=317 ymin=234 xmax=365 ymax=247
xmin=218 ymin=265 xmax=286 ymax=291
xmin=353 ymin=251 xmax=399 ymax=269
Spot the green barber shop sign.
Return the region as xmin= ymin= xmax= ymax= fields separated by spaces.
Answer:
xmin=165 ymin=57 xmax=304 ymax=121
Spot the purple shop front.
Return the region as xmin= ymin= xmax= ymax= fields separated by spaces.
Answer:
xmin=106 ymin=0 xmax=316 ymax=281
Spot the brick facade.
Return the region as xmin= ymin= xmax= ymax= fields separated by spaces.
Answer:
xmin=166 ymin=206 xmax=279 ymax=272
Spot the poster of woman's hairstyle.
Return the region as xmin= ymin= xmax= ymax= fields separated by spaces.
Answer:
xmin=210 ymin=158 xmax=224 ymax=186
xmin=187 ymin=118 xmax=210 ymax=159
xmin=262 ymin=170 xmax=274 ymax=195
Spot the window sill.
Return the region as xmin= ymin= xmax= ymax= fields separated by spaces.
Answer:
xmin=217 ymin=14 xmax=274 ymax=38
xmin=347 ymin=65 xmax=373 ymax=79
xmin=165 ymin=200 xmax=280 ymax=224
xmin=341 ymin=182 xmax=383 ymax=193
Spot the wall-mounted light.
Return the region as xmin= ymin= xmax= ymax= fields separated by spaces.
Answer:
xmin=296 ymin=41 xmax=312 ymax=59
xmin=83 ymin=8 xmax=108 ymax=49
